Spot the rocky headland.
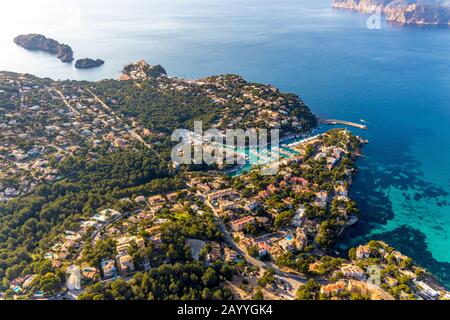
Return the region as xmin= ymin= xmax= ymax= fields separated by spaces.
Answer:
xmin=332 ymin=0 xmax=450 ymax=25
xmin=120 ymin=60 xmax=167 ymax=80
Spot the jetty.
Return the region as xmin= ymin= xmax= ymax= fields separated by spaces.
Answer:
xmin=319 ymin=118 xmax=367 ymax=130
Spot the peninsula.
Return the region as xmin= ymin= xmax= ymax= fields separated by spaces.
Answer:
xmin=332 ymin=0 xmax=450 ymax=25
xmin=14 ymin=34 xmax=74 ymax=63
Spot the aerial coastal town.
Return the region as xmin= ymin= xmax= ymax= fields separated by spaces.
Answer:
xmin=0 ymin=62 xmax=448 ymax=301
xmin=0 ymin=73 xmax=135 ymax=202
xmin=0 ymin=61 xmax=315 ymax=202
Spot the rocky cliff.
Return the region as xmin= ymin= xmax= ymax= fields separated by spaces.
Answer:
xmin=332 ymin=0 xmax=450 ymax=25
xmin=14 ymin=34 xmax=74 ymax=62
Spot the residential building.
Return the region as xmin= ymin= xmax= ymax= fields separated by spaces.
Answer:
xmin=101 ymin=259 xmax=116 ymax=279
xmin=414 ymin=280 xmax=440 ymax=300
xmin=320 ymin=281 xmax=347 ymax=298
xmin=230 ymin=216 xmax=255 ymax=232
xmin=116 ymin=243 xmax=131 ymax=255
xmin=116 ymin=254 xmax=135 ymax=275
xmin=224 ymin=247 xmax=238 ymax=262
xmin=196 ymin=183 xmax=211 ymax=194
xmin=391 ymin=251 xmax=409 ymax=265
xmin=218 ymin=199 xmax=237 ymax=212
xmin=134 ymin=195 xmax=146 ymax=204
xmin=292 ymin=205 xmax=306 ymax=227
xmin=256 ymin=241 xmax=270 ymax=257
xmin=148 ymin=195 xmax=165 ymax=206
xmin=314 ymin=191 xmax=329 ymax=208
xmin=385 ymin=275 xmax=399 ymax=287
xmin=356 ymin=245 xmax=371 ymax=259
xmin=245 ymin=200 xmax=261 ymax=212
xmin=210 ymin=242 xmax=222 ymax=261
xmin=340 ymin=264 xmax=365 ymax=279
xmin=399 ymin=269 xmax=417 ymax=280
xmin=334 ymin=184 xmax=348 ymax=197
xmin=81 ymin=267 xmax=98 ymax=281
xmin=207 ymin=188 xmax=237 ymax=202
xmin=166 ymin=192 xmax=178 ymax=202
xmin=290 ymin=176 xmax=308 ymax=188
xmin=295 ymin=228 xmax=308 ymax=251
xmin=347 ymin=280 xmax=395 ymax=300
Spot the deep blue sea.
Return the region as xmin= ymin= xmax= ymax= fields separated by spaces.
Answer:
xmin=1 ymin=0 xmax=449 ymax=286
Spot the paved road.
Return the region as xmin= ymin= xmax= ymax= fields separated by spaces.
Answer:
xmin=52 ymin=87 xmax=81 ymax=115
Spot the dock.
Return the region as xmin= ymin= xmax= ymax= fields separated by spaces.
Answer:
xmin=319 ymin=119 xmax=367 ymax=130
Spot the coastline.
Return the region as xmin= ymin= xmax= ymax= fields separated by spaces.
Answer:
xmin=0 ymin=65 xmax=448 ymax=298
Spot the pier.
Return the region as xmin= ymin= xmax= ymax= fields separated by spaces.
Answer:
xmin=319 ymin=118 xmax=367 ymax=130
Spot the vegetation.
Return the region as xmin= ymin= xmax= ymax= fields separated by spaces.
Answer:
xmin=0 ymin=144 xmax=179 ymax=283
xmin=79 ymin=261 xmax=234 ymax=300
xmin=297 ymin=279 xmax=320 ymax=300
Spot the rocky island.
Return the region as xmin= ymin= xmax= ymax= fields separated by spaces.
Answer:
xmin=75 ymin=58 xmax=105 ymax=69
xmin=332 ymin=0 xmax=450 ymax=25
xmin=13 ymin=34 xmax=74 ymax=62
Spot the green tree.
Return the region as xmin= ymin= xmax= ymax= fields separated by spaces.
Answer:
xmin=39 ymin=272 xmax=61 ymax=295
xmin=297 ymin=279 xmax=320 ymax=300
xmin=34 ymin=259 xmax=53 ymax=276
xmin=202 ymin=267 xmax=218 ymax=287
xmin=252 ymin=287 xmax=264 ymax=300
xmin=348 ymin=247 xmax=357 ymax=261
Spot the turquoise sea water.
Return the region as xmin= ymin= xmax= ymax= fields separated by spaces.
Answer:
xmin=0 ymin=0 xmax=449 ymax=286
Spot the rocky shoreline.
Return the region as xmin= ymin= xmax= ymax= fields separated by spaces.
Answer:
xmin=332 ymin=0 xmax=450 ymax=25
